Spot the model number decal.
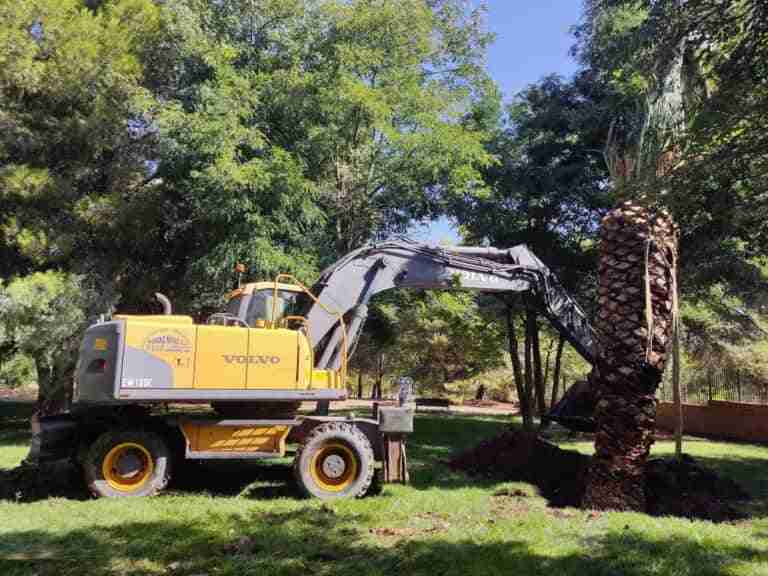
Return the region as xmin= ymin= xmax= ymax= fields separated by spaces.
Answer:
xmin=122 ymin=377 xmax=153 ymax=388
xmin=223 ymin=355 xmax=281 ymax=365
xmin=459 ymin=271 xmax=499 ymax=283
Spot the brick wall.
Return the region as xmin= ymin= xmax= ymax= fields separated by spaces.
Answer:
xmin=657 ymin=400 xmax=768 ymax=443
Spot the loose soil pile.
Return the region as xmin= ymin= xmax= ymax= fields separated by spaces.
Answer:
xmin=0 ymin=461 xmax=86 ymax=502
xmin=449 ymin=429 xmax=751 ymax=521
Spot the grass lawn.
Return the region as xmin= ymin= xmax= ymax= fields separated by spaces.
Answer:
xmin=2 ymin=402 xmax=768 ymax=576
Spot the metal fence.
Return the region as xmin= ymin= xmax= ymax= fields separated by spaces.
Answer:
xmin=658 ymin=367 xmax=768 ymax=405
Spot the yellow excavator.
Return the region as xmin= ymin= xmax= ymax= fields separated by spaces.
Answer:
xmin=32 ymin=240 xmax=596 ymax=500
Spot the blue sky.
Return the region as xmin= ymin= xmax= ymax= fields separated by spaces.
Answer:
xmin=413 ymin=0 xmax=583 ymax=244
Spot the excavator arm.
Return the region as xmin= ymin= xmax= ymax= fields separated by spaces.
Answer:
xmin=303 ymin=240 xmax=596 ymax=371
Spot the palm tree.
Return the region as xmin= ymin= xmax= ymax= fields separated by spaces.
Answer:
xmin=582 ymin=7 xmax=688 ymax=509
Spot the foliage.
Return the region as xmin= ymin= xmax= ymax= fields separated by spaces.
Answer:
xmin=353 ymin=290 xmax=507 ymax=395
xmin=0 ymin=0 xmax=497 ymax=395
xmin=0 ymin=0 xmax=164 ymax=282
xmin=0 ymin=354 xmax=35 ymax=390
xmin=0 ymin=272 xmax=101 ymax=400
xmin=570 ymin=0 xmax=768 ymax=387
xmin=458 ymin=73 xmax=618 ymax=298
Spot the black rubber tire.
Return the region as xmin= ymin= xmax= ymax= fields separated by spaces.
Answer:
xmin=83 ymin=429 xmax=171 ymax=498
xmin=293 ymin=422 xmax=374 ymax=500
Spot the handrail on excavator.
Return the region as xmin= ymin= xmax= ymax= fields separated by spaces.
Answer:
xmin=272 ymin=273 xmax=349 ymax=387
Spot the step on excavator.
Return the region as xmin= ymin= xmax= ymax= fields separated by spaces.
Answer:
xmin=32 ymin=240 xmax=598 ymax=499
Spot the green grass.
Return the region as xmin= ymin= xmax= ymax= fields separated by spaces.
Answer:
xmin=2 ymin=404 xmax=768 ymax=575
xmin=0 ymin=402 xmax=34 ymax=469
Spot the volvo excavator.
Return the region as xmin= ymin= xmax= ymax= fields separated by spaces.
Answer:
xmin=32 ymin=240 xmax=597 ymax=500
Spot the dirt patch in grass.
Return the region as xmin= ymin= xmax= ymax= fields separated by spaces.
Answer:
xmin=448 ymin=429 xmax=751 ymax=522
xmin=645 ymin=454 xmax=750 ymax=522
xmin=0 ymin=461 xmax=88 ymax=501
xmin=449 ymin=430 xmax=590 ymax=508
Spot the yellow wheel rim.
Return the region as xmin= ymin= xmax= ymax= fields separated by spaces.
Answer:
xmin=309 ymin=442 xmax=358 ymax=493
xmin=102 ymin=442 xmax=154 ymax=492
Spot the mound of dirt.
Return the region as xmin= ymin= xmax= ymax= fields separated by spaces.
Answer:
xmin=449 ymin=430 xmax=751 ymax=521
xmin=448 ymin=430 xmax=590 ymax=508
xmin=645 ymin=455 xmax=750 ymax=522
xmin=0 ymin=461 xmax=86 ymax=502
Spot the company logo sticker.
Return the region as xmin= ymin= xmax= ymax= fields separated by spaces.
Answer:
xmin=143 ymin=330 xmax=192 ymax=354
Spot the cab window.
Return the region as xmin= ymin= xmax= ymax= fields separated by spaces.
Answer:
xmin=245 ymin=289 xmax=302 ymax=326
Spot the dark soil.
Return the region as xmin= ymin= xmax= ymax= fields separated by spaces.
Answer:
xmin=449 ymin=429 xmax=751 ymax=522
xmin=645 ymin=454 xmax=750 ymax=522
xmin=449 ymin=430 xmax=590 ymax=508
xmin=0 ymin=461 xmax=88 ymax=502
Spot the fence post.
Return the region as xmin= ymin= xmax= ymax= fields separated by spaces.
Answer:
xmin=708 ymin=371 xmax=712 ymax=403
xmin=737 ymin=369 xmax=742 ymax=402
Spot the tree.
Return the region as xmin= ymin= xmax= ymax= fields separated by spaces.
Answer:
xmin=213 ymin=0 xmax=495 ymax=255
xmin=573 ymin=0 xmax=685 ymax=511
xmin=143 ymin=0 xmax=498 ymax=312
xmin=572 ymin=0 xmax=768 ymax=368
xmin=0 ymin=0 xmax=166 ymax=408
xmin=0 ymin=273 xmax=100 ymax=412
xmin=456 ymin=73 xmax=616 ymax=427
xmin=355 ymin=290 xmax=507 ymax=396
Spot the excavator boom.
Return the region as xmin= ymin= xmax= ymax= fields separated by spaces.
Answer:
xmin=302 ymin=240 xmax=596 ymax=371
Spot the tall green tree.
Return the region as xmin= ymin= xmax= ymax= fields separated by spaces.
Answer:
xmin=572 ymin=0 xmax=768 ymax=384
xmin=0 ymin=0 xmax=168 ymax=408
xmin=455 ymin=73 xmax=615 ymax=426
xmin=145 ymin=0 xmax=497 ymax=311
xmin=353 ymin=290 xmax=507 ymax=395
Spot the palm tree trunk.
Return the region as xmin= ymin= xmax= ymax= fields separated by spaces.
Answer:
xmin=582 ymin=200 xmax=677 ymax=511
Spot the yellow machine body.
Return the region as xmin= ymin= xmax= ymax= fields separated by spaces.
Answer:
xmin=75 ymin=280 xmax=346 ymax=404
xmin=180 ymin=422 xmax=291 ymax=457
xmin=116 ymin=318 xmax=321 ymax=389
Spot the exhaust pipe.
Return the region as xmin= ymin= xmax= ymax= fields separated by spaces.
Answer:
xmin=155 ymin=292 xmax=172 ymax=315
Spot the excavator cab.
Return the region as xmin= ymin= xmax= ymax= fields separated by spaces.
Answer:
xmin=222 ymin=282 xmax=307 ymax=328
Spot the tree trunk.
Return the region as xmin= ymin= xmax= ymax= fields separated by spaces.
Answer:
xmin=357 ymin=372 xmax=363 ymax=399
xmin=542 ymin=338 xmax=554 ymax=394
xmin=506 ymin=306 xmax=533 ymax=430
xmin=582 ymin=200 xmax=678 ymax=511
xmin=550 ymin=335 xmax=565 ymax=410
xmin=35 ymin=355 xmax=74 ymax=417
xmin=526 ymin=308 xmax=547 ymax=429
xmin=523 ymin=311 xmax=536 ymax=431
xmin=373 ymin=353 xmax=384 ymax=400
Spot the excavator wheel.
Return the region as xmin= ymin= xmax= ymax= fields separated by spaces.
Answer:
xmin=293 ymin=422 xmax=374 ymax=500
xmin=83 ymin=429 xmax=171 ymax=498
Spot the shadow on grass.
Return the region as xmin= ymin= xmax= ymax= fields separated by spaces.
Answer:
xmin=0 ymin=403 xmax=34 ymax=449
xmin=1 ymin=506 xmax=767 ymax=576
xmin=170 ymin=459 xmax=303 ymax=500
